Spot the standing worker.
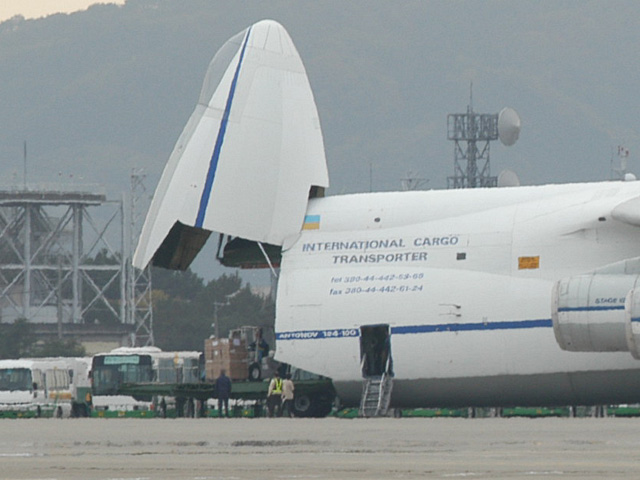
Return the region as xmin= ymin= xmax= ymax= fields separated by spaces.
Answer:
xmin=216 ymin=369 xmax=232 ymax=418
xmin=267 ymin=371 xmax=283 ymax=417
xmin=281 ymin=373 xmax=295 ymax=418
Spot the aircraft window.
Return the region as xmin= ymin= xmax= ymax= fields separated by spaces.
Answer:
xmin=457 ymin=252 xmax=466 ymax=260
xmin=598 ymin=217 xmax=606 ymax=222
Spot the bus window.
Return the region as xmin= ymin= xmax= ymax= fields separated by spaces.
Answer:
xmin=46 ymin=369 xmax=68 ymax=390
xmin=91 ymin=354 xmax=154 ymax=395
xmin=0 ymin=368 xmax=31 ymax=391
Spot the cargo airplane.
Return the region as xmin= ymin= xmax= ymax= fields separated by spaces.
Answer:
xmin=134 ymin=20 xmax=640 ymax=414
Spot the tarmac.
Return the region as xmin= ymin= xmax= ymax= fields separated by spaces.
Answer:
xmin=1 ymin=416 xmax=640 ymax=479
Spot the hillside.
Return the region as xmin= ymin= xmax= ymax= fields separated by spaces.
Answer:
xmin=1 ymin=0 xmax=639 ymax=278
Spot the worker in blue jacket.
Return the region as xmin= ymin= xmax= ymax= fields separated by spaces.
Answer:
xmin=215 ymin=369 xmax=232 ymax=417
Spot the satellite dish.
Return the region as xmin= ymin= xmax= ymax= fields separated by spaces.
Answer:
xmin=498 ymin=169 xmax=521 ymax=187
xmin=498 ymin=107 xmax=521 ymax=146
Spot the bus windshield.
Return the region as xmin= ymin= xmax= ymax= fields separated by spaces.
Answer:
xmin=0 ymin=368 xmax=32 ymax=391
xmin=92 ymin=355 xmax=153 ymax=395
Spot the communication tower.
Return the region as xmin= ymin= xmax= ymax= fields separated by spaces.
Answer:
xmin=611 ymin=145 xmax=636 ymax=181
xmin=447 ymin=88 xmax=520 ymax=189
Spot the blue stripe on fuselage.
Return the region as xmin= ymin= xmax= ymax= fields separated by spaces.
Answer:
xmin=275 ymin=318 xmax=553 ymax=340
xmin=391 ymin=319 xmax=552 ymax=334
xmin=196 ymin=27 xmax=252 ymax=227
xmin=557 ymin=305 xmax=625 ymax=312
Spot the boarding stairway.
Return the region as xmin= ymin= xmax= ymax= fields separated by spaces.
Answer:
xmin=359 ymin=352 xmax=393 ymax=417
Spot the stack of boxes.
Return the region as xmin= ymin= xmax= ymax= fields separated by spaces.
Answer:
xmin=204 ymin=337 xmax=248 ymax=381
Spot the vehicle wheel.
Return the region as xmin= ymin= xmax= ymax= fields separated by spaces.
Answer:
xmin=292 ymin=394 xmax=312 ymax=417
xmin=292 ymin=394 xmax=333 ymax=418
xmin=248 ymin=362 xmax=261 ymax=381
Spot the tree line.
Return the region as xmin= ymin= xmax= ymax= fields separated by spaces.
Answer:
xmin=0 ymin=319 xmax=87 ymax=359
xmin=0 ymin=265 xmax=274 ymax=358
xmin=151 ymin=268 xmax=275 ymax=352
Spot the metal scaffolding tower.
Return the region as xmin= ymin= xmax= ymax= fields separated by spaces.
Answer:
xmin=128 ymin=169 xmax=154 ymax=347
xmin=0 ymin=185 xmax=127 ymax=331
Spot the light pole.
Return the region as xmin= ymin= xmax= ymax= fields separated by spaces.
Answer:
xmin=212 ymin=289 xmax=241 ymax=338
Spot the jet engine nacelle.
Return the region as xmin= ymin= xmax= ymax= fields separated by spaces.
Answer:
xmin=625 ymin=287 xmax=640 ymax=359
xmin=552 ymin=268 xmax=640 ymax=359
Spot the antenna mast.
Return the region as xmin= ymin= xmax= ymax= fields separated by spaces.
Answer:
xmin=447 ymin=88 xmax=521 ymax=189
xmin=23 ymin=141 xmax=27 ymax=190
xmin=447 ymin=95 xmax=497 ymax=189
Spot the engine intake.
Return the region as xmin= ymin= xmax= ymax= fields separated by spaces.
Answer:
xmin=552 ymin=258 xmax=640 ymax=359
xmin=552 ymin=274 xmax=634 ymax=352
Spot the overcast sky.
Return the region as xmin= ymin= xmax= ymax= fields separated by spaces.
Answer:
xmin=0 ymin=0 xmax=124 ymax=22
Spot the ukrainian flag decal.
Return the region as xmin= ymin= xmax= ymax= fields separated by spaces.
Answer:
xmin=303 ymin=214 xmax=321 ymax=230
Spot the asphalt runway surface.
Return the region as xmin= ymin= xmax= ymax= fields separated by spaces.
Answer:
xmin=1 ymin=416 xmax=640 ymax=479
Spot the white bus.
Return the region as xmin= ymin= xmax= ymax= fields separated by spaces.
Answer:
xmin=90 ymin=347 xmax=200 ymax=416
xmin=0 ymin=357 xmax=92 ymax=418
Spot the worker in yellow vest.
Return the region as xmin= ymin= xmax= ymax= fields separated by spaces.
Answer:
xmin=267 ymin=371 xmax=283 ymax=417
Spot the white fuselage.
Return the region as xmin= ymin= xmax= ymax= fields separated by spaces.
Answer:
xmin=130 ymin=19 xmax=640 ymax=409
xmin=274 ymin=182 xmax=640 ymax=407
